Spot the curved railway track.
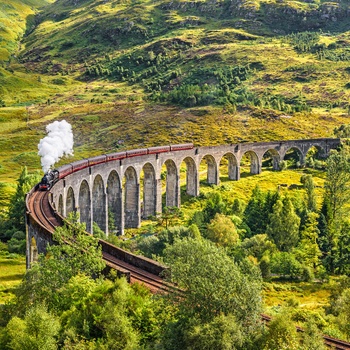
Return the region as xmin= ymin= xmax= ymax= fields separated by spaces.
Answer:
xmin=27 ymin=189 xmax=350 ymax=349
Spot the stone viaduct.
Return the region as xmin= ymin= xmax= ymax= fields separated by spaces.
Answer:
xmin=48 ymin=138 xmax=339 ymax=235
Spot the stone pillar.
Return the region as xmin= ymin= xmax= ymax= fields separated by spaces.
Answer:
xmin=207 ymin=158 xmax=219 ymax=185
xmin=124 ymin=169 xmax=140 ymax=228
xmin=272 ymin=155 xmax=280 ymax=170
xmin=155 ymin=178 xmax=162 ymax=215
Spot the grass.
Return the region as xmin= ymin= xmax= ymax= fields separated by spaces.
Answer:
xmin=0 ymin=252 xmax=25 ymax=304
xmin=263 ymin=280 xmax=332 ymax=314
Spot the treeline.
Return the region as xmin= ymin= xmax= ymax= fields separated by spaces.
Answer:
xmin=286 ymin=31 xmax=350 ymax=62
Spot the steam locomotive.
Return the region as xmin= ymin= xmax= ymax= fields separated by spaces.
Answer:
xmin=38 ymin=143 xmax=194 ymax=191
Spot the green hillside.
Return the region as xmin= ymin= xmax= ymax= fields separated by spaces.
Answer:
xmin=0 ymin=0 xmax=350 ymax=188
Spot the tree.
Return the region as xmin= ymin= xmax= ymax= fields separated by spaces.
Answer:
xmin=301 ymin=174 xmax=317 ymax=212
xmin=318 ymin=147 xmax=350 ymax=272
xmin=262 ymin=313 xmax=299 ymax=350
xmin=301 ymin=320 xmax=327 ymax=350
xmin=336 ymin=221 xmax=350 ymax=275
xmin=206 ymin=213 xmax=240 ymax=248
xmin=243 ymin=186 xmax=267 ymax=236
xmin=3 ymin=304 xmax=60 ymax=350
xmin=333 ymin=288 xmax=350 ymax=340
xmin=202 ymin=192 xmax=227 ymax=224
xmin=1 ymin=167 xmax=40 ymax=242
xmin=162 ymin=238 xmax=262 ymax=348
xmin=157 ymin=206 xmax=183 ymax=229
xmin=243 ymin=186 xmax=280 ymax=236
xmin=240 ymin=234 xmax=276 ymax=261
xmin=294 ymin=212 xmax=322 ymax=274
xmin=266 ymin=197 xmax=300 ymax=252
xmin=14 ymin=213 xmax=105 ymax=313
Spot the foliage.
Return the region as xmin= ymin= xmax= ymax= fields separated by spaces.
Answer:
xmin=262 ymin=312 xmax=299 ymax=350
xmin=286 ymin=31 xmax=321 ymax=53
xmin=14 ymin=213 xmax=105 ymax=313
xmin=163 ymin=238 xmax=262 ymax=341
xmin=294 ymin=212 xmax=322 ymax=275
xmin=2 ymin=304 xmax=60 ymax=350
xmin=318 ymin=146 xmax=350 ymax=273
xmin=243 ymin=186 xmax=280 ymax=237
xmin=266 ymin=197 xmax=300 ymax=252
xmin=0 ymin=167 xmax=40 ymax=244
xmin=206 ymin=213 xmax=240 ymax=248
xmin=300 ymin=174 xmax=317 ymax=212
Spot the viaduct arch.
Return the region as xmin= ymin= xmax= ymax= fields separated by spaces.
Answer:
xmin=46 ymin=138 xmax=339 ymax=237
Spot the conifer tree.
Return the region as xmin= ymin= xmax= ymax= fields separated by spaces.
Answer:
xmin=266 ymin=197 xmax=300 ymax=252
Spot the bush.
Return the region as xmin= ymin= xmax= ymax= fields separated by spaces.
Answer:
xmin=271 ymin=252 xmax=302 ymax=279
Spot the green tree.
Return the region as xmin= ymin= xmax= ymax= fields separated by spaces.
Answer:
xmin=1 ymin=167 xmax=40 ymax=242
xmin=243 ymin=187 xmax=280 ymax=236
xmin=333 ymin=288 xmax=350 ymax=340
xmin=240 ymin=234 xmax=276 ymax=261
xmin=202 ymin=192 xmax=227 ymax=224
xmin=262 ymin=313 xmax=299 ymax=350
xmin=319 ymin=147 xmax=350 ymax=272
xmin=301 ymin=320 xmax=327 ymax=350
xmin=162 ymin=238 xmax=262 ymax=348
xmin=266 ymin=197 xmax=300 ymax=252
xmin=243 ymin=186 xmax=267 ymax=236
xmin=184 ymin=314 xmax=244 ymax=350
xmin=206 ymin=213 xmax=240 ymax=248
xmin=294 ymin=212 xmax=322 ymax=273
xmin=4 ymin=304 xmax=60 ymax=350
xmin=336 ymin=221 xmax=350 ymax=275
xmin=14 ymin=214 xmax=105 ymax=313
xmin=301 ymin=174 xmax=317 ymax=212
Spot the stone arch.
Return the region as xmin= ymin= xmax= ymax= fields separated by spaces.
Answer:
xmin=200 ymin=155 xmax=219 ymax=185
xmin=283 ymin=147 xmax=304 ymax=167
xmin=79 ymin=180 xmax=91 ymax=233
xmin=220 ymin=153 xmax=239 ymax=181
xmin=123 ymin=166 xmax=140 ymax=228
xmin=181 ymin=156 xmax=198 ymax=197
xmin=30 ymin=236 xmax=38 ymax=264
xmin=163 ymin=159 xmax=179 ymax=208
xmin=66 ymin=187 xmax=75 ymax=215
xmin=107 ymin=170 xmax=122 ymax=234
xmin=92 ymin=175 xmax=106 ymax=233
xmin=58 ymin=194 xmax=63 ymax=216
xmin=262 ymin=149 xmax=281 ymax=171
xmin=142 ymin=163 xmax=157 ymax=219
xmin=240 ymin=150 xmax=260 ymax=175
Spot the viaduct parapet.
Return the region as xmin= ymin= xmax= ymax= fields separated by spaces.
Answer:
xmin=44 ymin=138 xmax=339 ymax=237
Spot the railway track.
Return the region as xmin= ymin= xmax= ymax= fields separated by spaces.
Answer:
xmin=27 ymin=189 xmax=350 ymax=348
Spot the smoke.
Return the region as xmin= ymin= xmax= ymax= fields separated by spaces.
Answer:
xmin=38 ymin=120 xmax=74 ymax=173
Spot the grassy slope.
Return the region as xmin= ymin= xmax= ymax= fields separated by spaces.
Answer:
xmin=0 ymin=253 xmax=26 ymax=304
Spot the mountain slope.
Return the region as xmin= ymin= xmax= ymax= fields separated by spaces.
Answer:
xmin=0 ymin=0 xmax=350 ymax=187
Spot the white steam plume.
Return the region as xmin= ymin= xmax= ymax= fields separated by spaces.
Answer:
xmin=38 ymin=120 xmax=74 ymax=173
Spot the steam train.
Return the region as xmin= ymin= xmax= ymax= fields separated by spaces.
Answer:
xmin=38 ymin=143 xmax=194 ymax=191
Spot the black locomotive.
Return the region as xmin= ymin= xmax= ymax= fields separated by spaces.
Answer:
xmin=38 ymin=170 xmax=59 ymax=191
